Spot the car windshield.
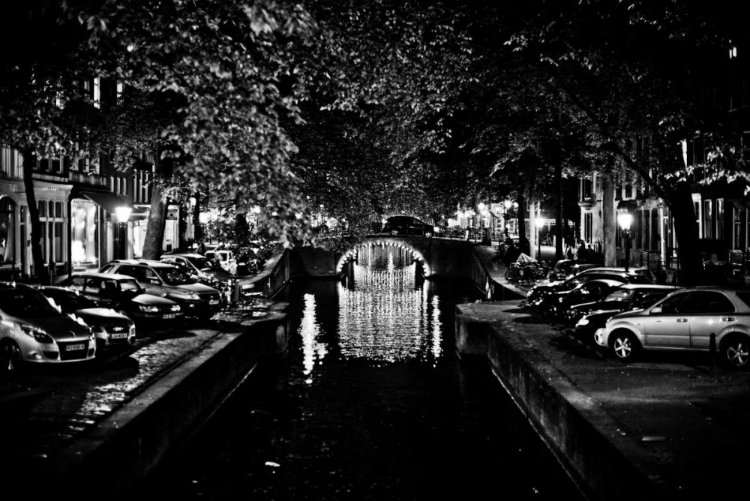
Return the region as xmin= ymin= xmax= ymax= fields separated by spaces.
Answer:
xmin=628 ymin=275 xmax=653 ymax=284
xmin=603 ymin=289 xmax=633 ymax=302
xmin=186 ymin=256 xmax=212 ymax=269
xmin=159 ymin=267 xmax=195 ymax=285
xmin=118 ymin=279 xmax=142 ymax=293
xmin=559 ymin=279 xmax=583 ymax=291
xmin=45 ymin=290 xmax=98 ymax=311
xmin=0 ymin=289 xmax=60 ymax=318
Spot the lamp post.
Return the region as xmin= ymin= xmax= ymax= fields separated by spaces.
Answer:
xmin=617 ymin=212 xmax=633 ymax=272
xmin=536 ymin=217 xmax=545 ymax=261
xmin=115 ymin=206 xmax=132 ymax=259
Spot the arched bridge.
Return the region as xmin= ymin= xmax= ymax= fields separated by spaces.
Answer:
xmin=335 ymin=236 xmax=475 ymax=278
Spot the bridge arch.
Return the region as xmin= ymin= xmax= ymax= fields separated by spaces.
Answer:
xmin=335 ymin=238 xmax=432 ymax=277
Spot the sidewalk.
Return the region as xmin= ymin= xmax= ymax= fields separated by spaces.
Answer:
xmin=464 ymin=242 xmax=750 ymax=500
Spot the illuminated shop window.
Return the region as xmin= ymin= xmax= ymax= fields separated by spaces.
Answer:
xmin=71 ymin=199 xmax=98 ymax=267
xmin=0 ymin=197 xmax=15 ymax=264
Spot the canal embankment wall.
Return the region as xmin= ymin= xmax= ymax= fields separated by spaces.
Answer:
xmin=455 ymin=304 xmax=655 ymax=500
xmin=41 ymin=306 xmax=292 ymax=498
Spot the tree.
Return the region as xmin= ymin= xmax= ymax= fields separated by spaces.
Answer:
xmin=504 ymin=0 xmax=749 ymax=283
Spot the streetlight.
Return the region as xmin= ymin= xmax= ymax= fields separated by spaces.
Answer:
xmin=617 ymin=212 xmax=633 ymax=272
xmin=115 ymin=206 xmax=132 ymax=259
xmin=536 ymin=217 xmax=545 ymax=261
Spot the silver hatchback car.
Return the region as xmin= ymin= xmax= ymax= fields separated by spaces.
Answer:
xmin=597 ymin=287 xmax=750 ymax=369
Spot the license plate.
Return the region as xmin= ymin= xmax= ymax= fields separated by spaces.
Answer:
xmin=209 ymin=299 xmax=219 ymax=305
xmin=111 ymin=333 xmax=128 ymax=339
xmin=66 ymin=343 xmax=85 ymax=351
xmin=163 ymin=314 xmax=176 ymax=319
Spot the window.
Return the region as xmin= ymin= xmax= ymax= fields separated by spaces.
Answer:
xmin=716 ymin=199 xmax=725 ymax=241
xmin=703 ymin=200 xmax=713 ymax=239
xmin=38 ymin=200 xmax=65 ymax=263
xmin=0 ymin=197 xmax=15 ymax=264
xmin=584 ymin=212 xmax=593 ymax=243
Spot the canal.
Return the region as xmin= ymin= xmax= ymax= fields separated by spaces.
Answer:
xmin=137 ymin=262 xmax=585 ymax=500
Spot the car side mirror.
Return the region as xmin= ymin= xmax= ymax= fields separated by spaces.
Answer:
xmin=650 ymin=306 xmax=662 ymax=314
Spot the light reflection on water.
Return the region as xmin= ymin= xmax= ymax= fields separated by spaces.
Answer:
xmin=137 ymin=263 xmax=585 ymax=501
xmin=298 ymin=262 xmax=443 ymax=382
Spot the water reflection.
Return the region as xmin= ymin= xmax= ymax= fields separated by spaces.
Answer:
xmin=299 ymin=293 xmax=328 ymax=383
xmin=298 ymin=262 xmax=442 ymax=370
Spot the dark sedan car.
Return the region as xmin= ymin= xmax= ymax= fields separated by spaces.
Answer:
xmin=37 ymin=286 xmax=136 ymax=348
xmin=58 ymin=272 xmax=184 ymax=326
xmin=531 ymin=279 xmax=624 ymax=321
xmin=381 ymin=216 xmax=436 ymax=237
xmin=526 ymin=270 xmax=655 ymax=304
xmin=564 ymin=283 xmax=682 ymax=327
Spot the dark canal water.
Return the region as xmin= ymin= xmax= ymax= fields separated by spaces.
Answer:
xmin=138 ymin=263 xmax=585 ymax=500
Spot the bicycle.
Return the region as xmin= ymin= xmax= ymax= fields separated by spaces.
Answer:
xmin=505 ymin=261 xmax=549 ymax=283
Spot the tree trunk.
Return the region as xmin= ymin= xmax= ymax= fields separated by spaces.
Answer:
xmin=516 ymin=190 xmax=527 ymax=254
xmin=21 ymin=150 xmax=49 ymax=284
xmin=554 ymin=161 xmax=563 ymax=261
xmin=667 ymin=180 xmax=703 ymax=285
xmin=141 ymin=154 xmax=171 ymax=260
xmin=602 ymin=175 xmax=617 ymax=266
xmin=193 ymin=192 xmax=203 ymax=242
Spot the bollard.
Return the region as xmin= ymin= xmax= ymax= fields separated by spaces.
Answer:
xmin=709 ymin=333 xmax=718 ymax=373
xmin=232 ymin=279 xmax=240 ymax=304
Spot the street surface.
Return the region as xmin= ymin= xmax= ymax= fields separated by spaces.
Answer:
xmin=0 ymin=317 xmax=228 ymax=463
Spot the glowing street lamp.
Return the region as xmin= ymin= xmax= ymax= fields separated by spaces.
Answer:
xmin=617 ymin=212 xmax=633 ymax=272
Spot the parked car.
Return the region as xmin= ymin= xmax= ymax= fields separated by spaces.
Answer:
xmin=531 ymin=279 xmax=625 ymax=321
xmin=0 ymin=281 xmax=96 ymax=372
xmin=579 ymin=266 xmax=658 ymax=284
xmin=596 ymin=286 xmax=750 ymax=369
xmin=380 ymin=216 xmax=436 ymax=237
xmin=58 ymin=272 xmax=184 ymax=326
xmin=99 ymin=260 xmax=222 ymax=320
xmin=564 ymin=283 xmax=681 ymax=327
xmin=571 ymin=285 xmax=682 ymax=344
xmin=36 ymin=285 xmax=136 ymax=349
xmin=526 ymin=270 xmax=654 ymax=304
xmin=161 ymin=252 xmax=233 ymax=282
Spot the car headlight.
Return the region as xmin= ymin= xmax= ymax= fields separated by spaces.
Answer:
xmin=20 ymin=324 xmax=54 ymax=344
xmin=576 ymin=317 xmax=590 ymax=327
xmin=173 ymin=291 xmax=200 ymax=300
xmin=139 ymin=305 xmax=160 ymax=312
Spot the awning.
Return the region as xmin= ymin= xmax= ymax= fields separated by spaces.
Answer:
xmin=79 ymin=191 xmax=132 ymax=214
xmin=616 ymin=199 xmax=640 ymax=211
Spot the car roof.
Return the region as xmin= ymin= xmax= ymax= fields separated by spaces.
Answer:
xmin=0 ymin=281 xmax=35 ymax=291
xmin=162 ymin=253 xmax=205 ymax=259
xmin=615 ymin=284 xmax=680 ymax=291
xmin=108 ymin=259 xmax=174 ymax=269
xmin=71 ymin=272 xmax=141 ymax=281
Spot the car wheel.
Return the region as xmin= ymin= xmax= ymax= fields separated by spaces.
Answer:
xmin=0 ymin=340 xmax=23 ymax=373
xmin=610 ymin=331 xmax=638 ymax=362
xmin=720 ymin=335 xmax=750 ymax=370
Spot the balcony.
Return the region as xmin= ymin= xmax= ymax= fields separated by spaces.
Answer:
xmin=578 ymin=197 xmax=596 ymax=210
xmin=68 ymin=171 xmax=108 ymax=187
